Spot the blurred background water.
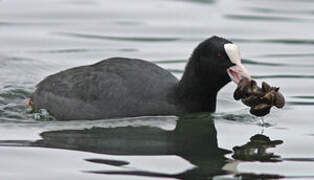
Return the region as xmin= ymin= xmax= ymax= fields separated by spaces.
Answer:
xmin=1 ymin=0 xmax=314 ymax=179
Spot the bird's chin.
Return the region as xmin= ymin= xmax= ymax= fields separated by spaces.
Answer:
xmin=227 ymin=64 xmax=251 ymax=84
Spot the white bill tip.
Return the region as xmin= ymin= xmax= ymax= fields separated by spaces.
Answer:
xmin=224 ymin=43 xmax=241 ymax=65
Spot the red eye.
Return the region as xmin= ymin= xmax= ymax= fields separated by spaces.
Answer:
xmin=217 ymin=53 xmax=222 ymax=59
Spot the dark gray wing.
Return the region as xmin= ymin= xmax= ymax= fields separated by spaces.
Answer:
xmin=32 ymin=58 xmax=179 ymax=120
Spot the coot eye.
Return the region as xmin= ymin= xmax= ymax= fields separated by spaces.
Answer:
xmin=217 ymin=53 xmax=222 ymax=59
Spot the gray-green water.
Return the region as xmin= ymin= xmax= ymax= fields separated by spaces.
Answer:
xmin=1 ymin=0 xmax=314 ymax=179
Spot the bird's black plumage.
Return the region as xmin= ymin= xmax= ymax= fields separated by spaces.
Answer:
xmin=31 ymin=36 xmax=235 ymax=120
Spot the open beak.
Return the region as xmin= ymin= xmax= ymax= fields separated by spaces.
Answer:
xmin=227 ymin=63 xmax=251 ymax=84
xmin=224 ymin=43 xmax=251 ymax=84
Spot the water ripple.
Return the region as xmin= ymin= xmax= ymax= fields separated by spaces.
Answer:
xmin=153 ymin=59 xmax=187 ymax=64
xmin=167 ymin=69 xmax=184 ymax=73
xmin=0 ymin=86 xmax=32 ymax=121
xmin=242 ymin=59 xmax=283 ymax=66
xmin=232 ymin=38 xmax=314 ymax=46
xmin=181 ymin=0 xmax=216 ymax=4
xmin=252 ymin=74 xmax=314 ymax=79
xmin=248 ymin=7 xmax=314 ymax=15
xmin=287 ymin=101 xmax=314 ymax=106
xmin=225 ymin=14 xmax=308 ymax=22
xmin=291 ymin=96 xmax=314 ymax=99
xmin=0 ymin=21 xmax=62 ymax=27
xmin=261 ymin=53 xmax=314 ymax=58
xmin=283 ymin=158 xmax=314 ymax=162
xmin=54 ymin=32 xmax=181 ymax=42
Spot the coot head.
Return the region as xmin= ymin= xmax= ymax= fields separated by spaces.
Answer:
xmin=192 ymin=36 xmax=250 ymax=86
xmin=177 ymin=36 xmax=250 ymax=112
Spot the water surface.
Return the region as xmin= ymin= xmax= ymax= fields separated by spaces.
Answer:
xmin=1 ymin=0 xmax=314 ymax=179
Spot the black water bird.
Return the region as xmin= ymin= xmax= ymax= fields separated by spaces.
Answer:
xmin=31 ymin=36 xmax=250 ymax=120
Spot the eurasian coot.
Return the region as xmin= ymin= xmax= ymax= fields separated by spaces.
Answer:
xmin=30 ymin=36 xmax=250 ymax=120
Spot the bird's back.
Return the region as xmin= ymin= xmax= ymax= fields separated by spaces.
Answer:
xmin=32 ymin=58 xmax=179 ymax=120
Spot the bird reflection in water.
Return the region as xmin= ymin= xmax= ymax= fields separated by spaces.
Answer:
xmin=29 ymin=114 xmax=283 ymax=179
xmin=232 ymin=134 xmax=283 ymax=162
xmin=224 ymin=133 xmax=284 ymax=179
xmin=33 ymin=113 xmax=230 ymax=179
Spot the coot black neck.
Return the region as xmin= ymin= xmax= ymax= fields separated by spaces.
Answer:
xmin=176 ymin=52 xmax=229 ymax=113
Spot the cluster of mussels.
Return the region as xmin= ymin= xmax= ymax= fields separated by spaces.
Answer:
xmin=234 ymin=78 xmax=285 ymax=117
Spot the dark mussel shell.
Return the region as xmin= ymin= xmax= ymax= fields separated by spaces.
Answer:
xmin=250 ymin=104 xmax=272 ymax=117
xmin=262 ymin=81 xmax=273 ymax=92
xmin=262 ymin=92 xmax=273 ymax=105
xmin=234 ymin=79 xmax=285 ymax=117
xmin=233 ymin=78 xmax=251 ymax=100
xmin=272 ymin=90 xmax=285 ymax=108
xmin=234 ymin=79 xmax=265 ymax=101
xmin=263 ymin=90 xmax=285 ymax=108
xmin=241 ymin=95 xmax=262 ymax=107
xmin=248 ymin=80 xmax=265 ymax=97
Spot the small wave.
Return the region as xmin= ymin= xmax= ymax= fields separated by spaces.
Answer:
xmin=225 ymin=14 xmax=308 ymax=22
xmin=291 ymin=96 xmax=314 ymax=99
xmin=167 ymin=69 xmax=184 ymax=74
xmin=31 ymin=48 xmax=100 ymax=54
xmin=252 ymin=75 xmax=314 ymax=79
xmin=232 ymin=38 xmax=314 ymax=46
xmin=30 ymin=48 xmax=139 ymax=54
xmin=248 ymin=7 xmax=314 ymax=16
xmin=214 ymin=110 xmax=256 ymax=122
xmin=262 ymin=53 xmax=314 ymax=58
xmin=54 ymin=32 xmax=181 ymax=42
xmin=287 ymin=101 xmax=314 ymax=106
xmin=213 ymin=110 xmax=274 ymax=127
xmin=242 ymin=58 xmax=283 ymax=66
xmin=153 ymin=59 xmax=187 ymax=64
xmin=0 ymin=87 xmax=31 ymax=101
xmin=283 ymin=157 xmax=314 ymax=162
xmin=0 ymin=21 xmax=61 ymax=27
xmin=181 ymin=0 xmax=215 ymax=4
xmin=0 ymin=86 xmax=33 ymax=121
xmin=32 ymin=109 xmax=56 ymax=121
